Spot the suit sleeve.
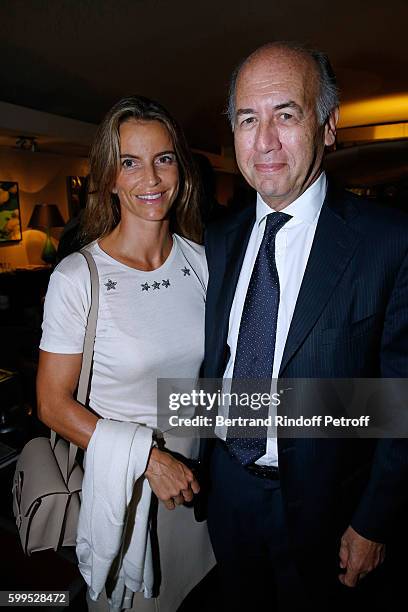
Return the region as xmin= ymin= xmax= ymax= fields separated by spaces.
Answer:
xmin=351 ymin=248 xmax=408 ymax=542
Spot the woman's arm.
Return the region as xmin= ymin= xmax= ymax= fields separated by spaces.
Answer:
xmin=37 ymin=350 xmax=99 ymax=450
xmin=37 ymin=350 xmax=200 ymax=508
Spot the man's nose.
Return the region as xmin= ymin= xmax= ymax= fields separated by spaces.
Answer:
xmin=254 ymin=120 xmax=282 ymax=153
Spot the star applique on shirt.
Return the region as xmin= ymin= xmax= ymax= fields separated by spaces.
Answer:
xmin=162 ymin=279 xmax=170 ymax=288
xmin=105 ymin=279 xmax=117 ymax=291
xmin=141 ymin=282 xmax=150 ymax=291
xmin=181 ymin=267 xmax=190 ymax=276
xmin=152 ymin=281 xmax=161 ymax=290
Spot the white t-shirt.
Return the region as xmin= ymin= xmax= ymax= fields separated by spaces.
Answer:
xmin=40 ymin=234 xmax=208 ymax=428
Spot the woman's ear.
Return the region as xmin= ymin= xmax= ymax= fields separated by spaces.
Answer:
xmin=112 ymin=187 xmax=118 ymax=194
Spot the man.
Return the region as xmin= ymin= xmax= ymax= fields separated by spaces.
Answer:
xmin=202 ymin=42 xmax=408 ymax=610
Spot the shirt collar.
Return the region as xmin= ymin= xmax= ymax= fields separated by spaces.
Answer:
xmin=256 ymin=172 xmax=327 ymax=227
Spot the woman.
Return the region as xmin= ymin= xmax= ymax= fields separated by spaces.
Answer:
xmin=37 ymin=96 xmax=214 ymax=611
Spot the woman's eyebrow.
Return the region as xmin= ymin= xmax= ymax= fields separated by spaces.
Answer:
xmin=154 ymin=150 xmax=176 ymax=156
xmin=119 ymin=150 xmax=175 ymax=158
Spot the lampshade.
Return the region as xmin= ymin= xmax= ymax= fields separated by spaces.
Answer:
xmin=28 ymin=203 xmax=65 ymax=229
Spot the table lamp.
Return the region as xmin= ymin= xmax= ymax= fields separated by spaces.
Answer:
xmin=28 ymin=203 xmax=65 ymax=264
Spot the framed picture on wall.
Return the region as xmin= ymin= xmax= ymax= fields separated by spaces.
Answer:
xmin=66 ymin=176 xmax=87 ymax=220
xmin=0 ymin=181 xmax=22 ymax=243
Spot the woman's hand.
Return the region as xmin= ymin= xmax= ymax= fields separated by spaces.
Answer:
xmin=144 ymin=447 xmax=200 ymax=510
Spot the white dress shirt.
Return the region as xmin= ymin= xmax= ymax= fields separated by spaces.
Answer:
xmin=218 ymin=172 xmax=327 ymax=466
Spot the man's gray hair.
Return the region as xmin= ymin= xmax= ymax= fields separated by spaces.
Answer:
xmin=227 ymin=42 xmax=339 ymax=128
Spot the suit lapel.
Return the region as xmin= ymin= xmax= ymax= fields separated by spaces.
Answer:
xmin=213 ymin=208 xmax=255 ymax=351
xmin=279 ymin=190 xmax=362 ymax=375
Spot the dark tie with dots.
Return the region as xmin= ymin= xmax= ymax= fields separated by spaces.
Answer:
xmin=225 ymin=212 xmax=292 ymax=465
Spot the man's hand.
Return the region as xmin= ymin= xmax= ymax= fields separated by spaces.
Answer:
xmin=338 ymin=526 xmax=385 ymax=587
xmin=144 ymin=447 xmax=200 ymax=510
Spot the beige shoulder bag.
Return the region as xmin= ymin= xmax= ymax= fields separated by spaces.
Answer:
xmin=12 ymin=249 xmax=99 ymax=555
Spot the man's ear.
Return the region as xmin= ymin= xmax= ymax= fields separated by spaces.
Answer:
xmin=324 ymin=107 xmax=339 ymax=147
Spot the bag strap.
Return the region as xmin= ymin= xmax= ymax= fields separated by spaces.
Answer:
xmin=51 ymin=248 xmax=100 ymax=480
xmin=77 ymin=249 xmax=100 ymax=406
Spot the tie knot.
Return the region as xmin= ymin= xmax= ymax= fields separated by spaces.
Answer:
xmin=264 ymin=211 xmax=292 ymax=238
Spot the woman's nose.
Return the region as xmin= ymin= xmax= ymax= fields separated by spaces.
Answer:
xmin=144 ymin=164 xmax=161 ymax=186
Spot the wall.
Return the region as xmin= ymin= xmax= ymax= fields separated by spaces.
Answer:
xmin=0 ymin=147 xmax=88 ymax=266
xmin=0 ymin=145 xmax=238 ymax=268
xmin=215 ymin=171 xmax=235 ymax=206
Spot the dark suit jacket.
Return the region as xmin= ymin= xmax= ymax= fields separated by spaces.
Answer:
xmin=201 ymin=181 xmax=408 ymax=571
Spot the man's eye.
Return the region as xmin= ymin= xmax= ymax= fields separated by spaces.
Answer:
xmin=241 ymin=117 xmax=256 ymax=126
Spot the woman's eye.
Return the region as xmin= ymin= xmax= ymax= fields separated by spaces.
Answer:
xmin=121 ymin=158 xmax=137 ymax=169
xmin=280 ymin=112 xmax=293 ymax=121
xmin=156 ymin=154 xmax=176 ymax=165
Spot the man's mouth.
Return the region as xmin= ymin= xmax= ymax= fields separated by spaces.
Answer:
xmin=254 ymin=163 xmax=286 ymax=173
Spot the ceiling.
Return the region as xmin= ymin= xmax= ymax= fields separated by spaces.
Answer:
xmin=0 ymin=0 xmax=407 ymax=154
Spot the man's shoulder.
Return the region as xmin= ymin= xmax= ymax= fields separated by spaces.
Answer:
xmin=326 ymin=184 xmax=408 ymax=238
xmin=205 ymin=205 xmax=255 ymax=240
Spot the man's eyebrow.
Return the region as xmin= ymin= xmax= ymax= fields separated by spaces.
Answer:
xmin=236 ymin=108 xmax=256 ymax=117
xmin=274 ymin=101 xmax=303 ymax=114
xmin=235 ymin=101 xmax=303 ymax=117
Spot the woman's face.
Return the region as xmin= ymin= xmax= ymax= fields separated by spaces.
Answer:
xmin=114 ymin=119 xmax=179 ymax=225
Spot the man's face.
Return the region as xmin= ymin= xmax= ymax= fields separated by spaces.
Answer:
xmin=233 ymin=49 xmax=337 ymax=210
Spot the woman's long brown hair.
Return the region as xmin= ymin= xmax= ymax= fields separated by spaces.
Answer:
xmin=80 ymin=96 xmax=202 ymax=244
